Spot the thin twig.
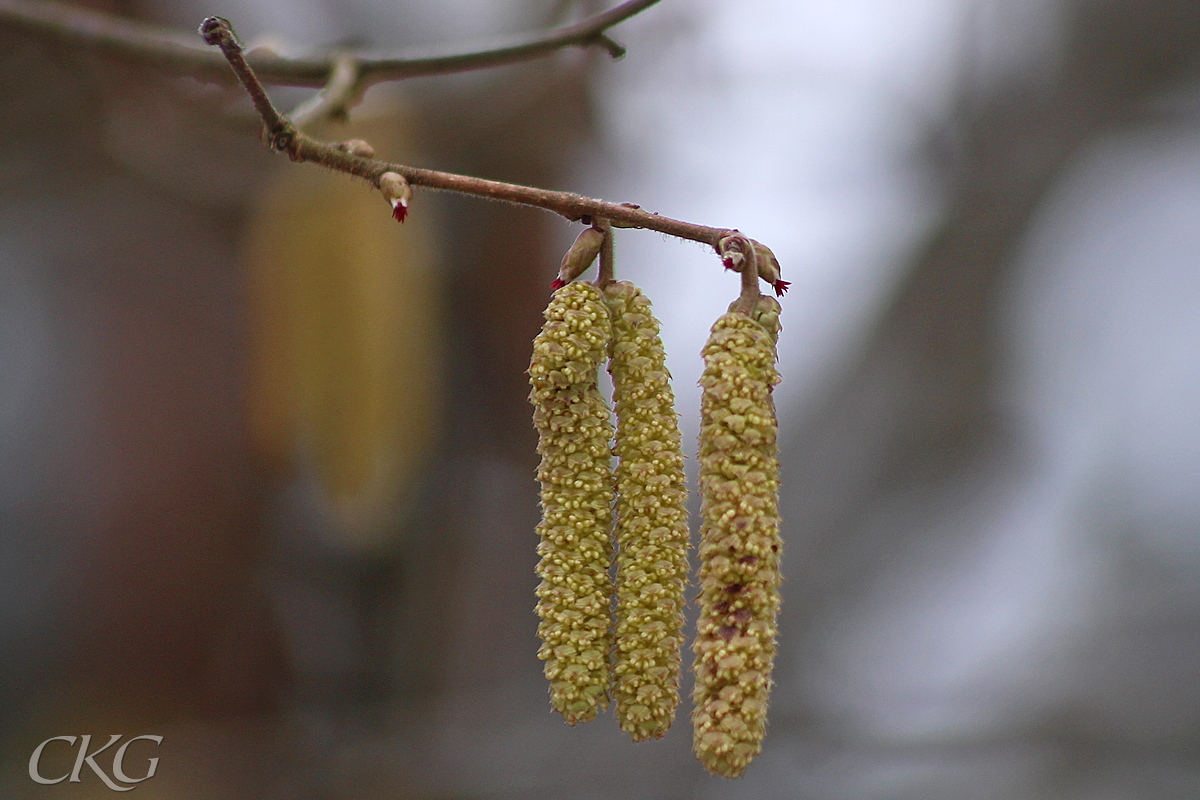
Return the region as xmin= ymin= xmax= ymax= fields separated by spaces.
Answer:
xmin=290 ymin=53 xmax=360 ymax=129
xmin=199 ymin=18 xmax=287 ymax=140
xmin=735 ymin=244 xmax=763 ymax=315
xmin=594 ymin=220 xmax=616 ymax=287
xmin=0 ymin=0 xmax=659 ymax=88
xmin=595 ymin=34 xmax=626 ymax=59
xmin=298 ymin=133 xmax=733 ymax=248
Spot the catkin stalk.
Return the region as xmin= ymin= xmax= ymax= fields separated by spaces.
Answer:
xmin=528 ymin=282 xmax=616 ymax=725
xmin=603 ymin=281 xmax=690 ymax=742
xmin=692 ymin=296 xmax=782 ymax=777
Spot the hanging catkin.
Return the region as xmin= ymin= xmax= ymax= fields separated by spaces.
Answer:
xmin=602 ymin=280 xmax=690 ymax=742
xmin=692 ymin=295 xmax=782 ymax=778
xmin=529 ymin=281 xmax=616 ymax=725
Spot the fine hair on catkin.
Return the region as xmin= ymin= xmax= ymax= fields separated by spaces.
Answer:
xmin=692 ymin=295 xmax=783 ymax=778
xmin=528 ymin=281 xmax=616 ymax=725
xmin=602 ymin=280 xmax=690 ymax=742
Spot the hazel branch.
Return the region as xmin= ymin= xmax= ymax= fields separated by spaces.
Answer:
xmin=300 ymin=132 xmax=734 ymax=249
xmin=195 ymin=15 xmax=783 ymax=298
xmin=0 ymin=0 xmax=657 ymax=88
xmin=200 ymin=15 xmax=754 ymax=263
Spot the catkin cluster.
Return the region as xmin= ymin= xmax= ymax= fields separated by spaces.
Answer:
xmin=693 ymin=295 xmax=783 ymax=778
xmin=603 ymin=281 xmax=690 ymax=742
xmin=529 ymin=267 xmax=784 ymax=779
xmin=529 ymin=281 xmax=617 ymax=725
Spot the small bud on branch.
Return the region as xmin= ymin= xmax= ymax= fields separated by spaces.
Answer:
xmin=751 ymin=241 xmax=790 ymax=296
xmin=378 ymin=171 xmax=413 ymax=223
xmin=552 ymin=225 xmax=606 ymax=289
xmin=718 ymin=233 xmax=789 ymax=297
xmin=335 ymin=139 xmax=377 ymax=159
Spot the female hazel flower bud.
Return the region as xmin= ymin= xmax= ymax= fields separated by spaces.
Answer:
xmin=716 ymin=232 xmax=750 ymax=274
xmin=750 ymin=242 xmax=790 ymax=297
xmin=716 ymin=234 xmax=789 ymax=296
xmin=551 ymin=226 xmax=606 ymax=290
xmin=602 ymin=281 xmax=689 ymax=742
xmin=529 ymin=282 xmax=616 ymax=725
xmin=378 ymin=171 xmax=413 ymax=223
xmin=693 ymin=305 xmax=782 ymax=778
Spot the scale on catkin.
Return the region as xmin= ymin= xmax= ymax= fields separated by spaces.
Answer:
xmin=603 ymin=281 xmax=689 ymax=742
xmin=528 ymin=281 xmax=616 ymax=725
xmin=693 ymin=293 xmax=782 ymax=778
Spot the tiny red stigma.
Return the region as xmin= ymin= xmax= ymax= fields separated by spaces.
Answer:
xmin=773 ymin=279 xmax=791 ymax=296
xmin=392 ymin=203 xmax=408 ymax=223
xmin=550 ymin=277 xmax=568 ymax=291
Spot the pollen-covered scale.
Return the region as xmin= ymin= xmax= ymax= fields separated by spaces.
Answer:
xmin=528 ymin=281 xmax=616 ymax=725
xmin=692 ymin=294 xmax=783 ymax=778
xmin=602 ymin=280 xmax=689 ymax=742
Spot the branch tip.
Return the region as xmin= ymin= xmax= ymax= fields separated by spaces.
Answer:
xmin=198 ymin=16 xmax=235 ymax=48
xmin=597 ymin=34 xmax=626 ymax=59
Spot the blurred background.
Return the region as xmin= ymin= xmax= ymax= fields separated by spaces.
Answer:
xmin=2 ymin=0 xmax=1200 ymax=797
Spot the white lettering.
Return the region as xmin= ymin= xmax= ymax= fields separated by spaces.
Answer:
xmin=112 ymin=735 xmax=163 ymax=784
xmin=28 ymin=736 xmax=76 ymax=784
xmin=70 ymin=734 xmax=132 ymax=792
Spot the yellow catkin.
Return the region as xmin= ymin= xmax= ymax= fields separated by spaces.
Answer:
xmin=692 ymin=295 xmax=782 ymax=777
xmin=528 ymin=281 xmax=616 ymax=725
xmin=602 ymin=281 xmax=690 ymax=742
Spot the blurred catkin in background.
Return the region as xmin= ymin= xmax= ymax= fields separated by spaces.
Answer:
xmin=245 ymin=108 xmax=443 ymax=551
